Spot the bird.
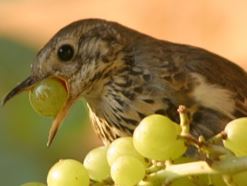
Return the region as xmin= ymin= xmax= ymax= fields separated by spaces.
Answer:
xmin=2 ymin=18 xmax=247 ymax=146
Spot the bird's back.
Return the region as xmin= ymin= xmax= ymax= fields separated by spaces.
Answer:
xmin=82 ymin=19 xmax=247 ymax=143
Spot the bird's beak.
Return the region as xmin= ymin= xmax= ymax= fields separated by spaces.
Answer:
xmin=1 ymin=75 xmax=76 ymax=147
xmin=1 ymin=76 xmax=41 ymax=106
xmin=46 ymin=96 xmax=75 ymax=147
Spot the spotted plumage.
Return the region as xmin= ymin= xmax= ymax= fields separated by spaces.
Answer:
xmin=3 ymin=18 xmax=247 ymax=146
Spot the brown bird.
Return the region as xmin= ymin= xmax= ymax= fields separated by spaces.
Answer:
xmin=2 ymin=18 xmax=247 ymax=146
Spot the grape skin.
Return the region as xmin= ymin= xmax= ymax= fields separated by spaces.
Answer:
xmin=111 ymin=156 xmax=145 ymax=186
xmin=133 ymin=114 xmax=186 ymax=161
xmin=47 ymin=159 xmax=89 ymax=186
xmin=223 ymin=117 xmax=247 ymax=156
xmin=83 ymin=146 xmax=110 ymax=181
xmin=29 ymin=78 xmax=68 ymax=117
xmin=107 ymin=137 xmax=145 ymax=166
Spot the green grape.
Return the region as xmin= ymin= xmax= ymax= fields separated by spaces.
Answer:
xmin=29 ymin=78 xmax=68 ymax=117
xmin=111 ymin=156 xmax=145 ymax=186
xmin=107 ymin=137 xmax=145 ymax=166
xmin=223 ymin=117 xmax=247 ymax=156
xmin=20 ymin=182 xmax=46 ymax=186
xmin=47 ymin=159 xmax=89 ymax=186
xmin=83 ymin=146 xmax=110 ymax=181
xmin=133 ymin=114 xmax=186 ymax=161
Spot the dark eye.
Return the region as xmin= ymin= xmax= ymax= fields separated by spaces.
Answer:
xmin=57 ymin=44 xmax=74 ymax=62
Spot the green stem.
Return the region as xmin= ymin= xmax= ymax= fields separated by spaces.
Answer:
xmin=145 ymin=156 xmax=247 ymax=185
xmin=178 ymin=105 xmax=190 ymax=135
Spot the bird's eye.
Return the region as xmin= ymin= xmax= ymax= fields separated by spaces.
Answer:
xmin=57 ymin=44 xmax=74 ymax=62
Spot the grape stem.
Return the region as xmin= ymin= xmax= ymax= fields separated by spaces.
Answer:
xmin=141 ymin=105 xmax=247 ymax=185
xmin=178 ymin=105 xmax=233 ymax=158
xmin=177 ymin=105 xmax=190 ymax=136
xmin=144 ymin=156 xmax=247 ymax=185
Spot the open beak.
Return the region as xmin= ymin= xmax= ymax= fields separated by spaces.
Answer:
xmin=1 ymin=76 xmax=40 ymax=106
xmin=45 ymin=77 xmax=78 ymax=147
xmin=2 ymin=75 xmax=77 ymax=147
xmin=46 ymin=96 xmax=75 ymax=147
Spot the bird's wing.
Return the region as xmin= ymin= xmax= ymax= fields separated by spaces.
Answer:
xmin=126 ymin=38 xmax=247 ymax=118
xmin=182 ymin=46 xmax=247 ymax=118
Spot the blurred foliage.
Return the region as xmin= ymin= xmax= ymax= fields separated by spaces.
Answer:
xmin=0 ymin=37 xmax=95 ymax=185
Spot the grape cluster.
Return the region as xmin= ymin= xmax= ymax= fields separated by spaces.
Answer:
xmin=21 ymin=78 xmax=247 ymax=186
xmin=44 ymin=114 xmax=188 ymax=186
xmin=22 ymin=115 xmax=247 ymax=186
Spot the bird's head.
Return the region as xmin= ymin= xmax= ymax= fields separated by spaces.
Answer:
xmin=2 ymin=19 xmax=129 ymax=146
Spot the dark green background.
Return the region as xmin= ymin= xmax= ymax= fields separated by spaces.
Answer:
xmin=0 ymin=37 xmax=97 ymax=185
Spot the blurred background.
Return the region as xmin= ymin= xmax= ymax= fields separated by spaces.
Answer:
xmin=0 ymin=0 xmax=247 ymax=185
